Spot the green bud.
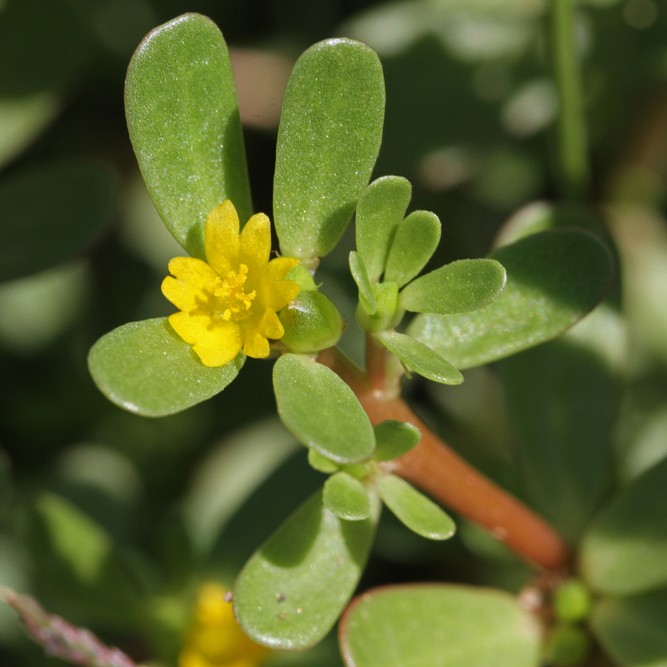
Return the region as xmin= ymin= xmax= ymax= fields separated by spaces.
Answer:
xmin=553 ymin=579 xmax=592 ymax=623
xmin=355 ymin=281 xmax=400 ymax=332
xmin=279 ymin=290 xmax=343 ymax=353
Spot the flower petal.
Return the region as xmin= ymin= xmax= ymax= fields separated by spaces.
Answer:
xmin=267 ymin=256 xmax=300 ymax=281
xmin=242 ymin=329 xmax=270 ymax=359
xmin=205 ymin=200 xmax=240 ymax=275
xmin=240 ymin=212 xmax=271 ymax=267
xmin=258 ymin=308 xmax=285 ymax=340
xmin=162 ymin=257 xmax=217 ymax=312
xmin=168 ymin=312 xmax=242 ymax=367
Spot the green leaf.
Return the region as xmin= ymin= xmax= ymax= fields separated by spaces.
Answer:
xmin=373 ymin=420 xmax=421 ymax=462
xmin=274 ymin=38 xmax=385 ymax=262
xmin=498 ymin=305 xmax=623 ymax=542
xmin=323 ymin=472 xmax=371 ymax=521
xmin=0 ymin=160 xmax=114 ymax=282
xmin=356 ymin=176 xmax=412 ymax=283
xmin=376 ymin=331 xmax=463 ymax=385
xmin=273 ymin=354 xmax=375 ymax=463
xmin=308 ymin=449 xmax=339 ymax=474
xmin=399 ymin=259 xmax=506 ymax=314
xmin=349 ymin=251 xmax=377 ymax=313
xmin=88 ymin=318 xmax=243 ymax=417
xmin=30 ymin=494 xmax=141 ymax=628
xmin=234 ymin=490 xmax=379 ymax=649
xmin=384 ymin=210 xmax=441 ymax=287
xmin=408 ymin=229 xmax=614 ymax=368
xmin=125 ymin=13 xmax=251 ymax=258
xmin=340 ymin=584 xmax=542 ymax=667
xmin=591 ymin=588 xmax=667 ymax=667
xmin=377 ymin=474 xmax=455 ymax=540
xmin=580 ymin=457 xmax=667 ymax=595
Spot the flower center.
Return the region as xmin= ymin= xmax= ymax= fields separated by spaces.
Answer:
xmin=209 ymin=263 xmax=257 ymax=322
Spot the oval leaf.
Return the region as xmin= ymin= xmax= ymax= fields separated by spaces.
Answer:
xmin=323 ymin=472 xmax=371 ymax=521
xmin=88 ymin=318 xmax=243 ymax=417
xmin=340 ymin=584 xmax=542 ymax=667
xmin=580 ymin=457 xmax=667 ymax=595
xmin=0 ymin=160 xmax=114 ymax=282
xmin=356 ymin=176 xmax=412 ymax=283
xmin=384 ymin=210 xmax=441 ymax=287
xmin=273 ymin=354 xmax=375 ymax=463
xmin=234 ymin=490 xmax=379 ymax=649
xmin=349 ymin=251 xmax=377 ymax=314
xmin=399 ymin=258 xmax=506 ymax=314
xmin=274 ymin=38 xmax=385 ymax=261
xmin=376 ymin=331 xmax=463 ymax=385
xmin=125 ymin=13 xmax=251 ymax=258
xmin=377 ymin=474 xmax=455 ymax=540
xmin=373 ymin=420 xmax=421 ymax=462
xmin=408 ymin=229 xmax=614 ymax=368
xmin=591 ymin=589 xmax=667 ymax=667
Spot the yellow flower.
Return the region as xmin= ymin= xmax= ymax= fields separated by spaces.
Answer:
xmin=162 ymin=200 xmax=300 ymax=367
xmin=179 ymin=583 xmax=271 ymax=667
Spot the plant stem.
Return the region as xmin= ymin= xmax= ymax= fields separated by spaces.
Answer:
xmin=318 ymin=348 xmax=572 ymax=572
xmin=550 ymin=0 xmax=590 ymax=201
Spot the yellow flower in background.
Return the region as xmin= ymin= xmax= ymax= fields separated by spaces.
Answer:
xmin=162 ymin=200 xmax=300 ymax=367
xmin=179 ymin=583 xmax=271 ymax=667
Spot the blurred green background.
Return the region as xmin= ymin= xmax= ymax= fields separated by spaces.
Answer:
xmin=1 ymin=0 xmax=667 ymax=665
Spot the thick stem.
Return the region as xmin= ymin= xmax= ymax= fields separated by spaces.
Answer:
xmin=550 ymin=0 xmax=590 ymax=201
xmin=318 ymin=348 xmax=572 ymax=572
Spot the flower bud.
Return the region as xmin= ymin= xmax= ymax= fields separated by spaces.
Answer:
xmin=279 ymin=290 xmax=343 ymax=353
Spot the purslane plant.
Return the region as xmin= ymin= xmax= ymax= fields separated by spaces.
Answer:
xmin=11 ymin=9 xmax=646 ymax=667
xmin=81 ymin=12 xmax=618 ymax=666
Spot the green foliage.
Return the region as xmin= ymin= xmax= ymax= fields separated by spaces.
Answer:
xmin=384 ymin=210 xmax=441 ymax=287
xmin=591 ymin=588 xmax=667 ymax=667
xmin=372 ymin=420 xmax=421 ymax=462
xmin=323 ymin=472 xmax=372 ymax=521
xmin=340 ymin=584 xmax=542 ymax=667
xmin=0 ymin=160 xmax=114 ymax=282
xmin=409 ymin=228 xmax=614 ymax=368
xmin=376 ymin=474 xmax=455 ymax=540
xmin=580 ymin=457 xmax=667 ymax=596
xmin=375 ymin=330 xmax=463 ymax=385
xmin=88 ymin=318 xmax=244 ymax=417
xmin=355 ymin=176 xmax=412 ymax=282
xmin=234 ymin=490 xmax=379 ymax=650
xmin=273 ymin=354 xmax=375 ymax=463
xmin=125 ymin=13 xmax=251 ymax=258
xmin=274 ymin=39 xmax=385 ymax=263
xmin=398 ymin=258 xmax=506 ymax=314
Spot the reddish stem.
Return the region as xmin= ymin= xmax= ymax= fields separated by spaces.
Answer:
xmin=318 ymin=347 xmax=571 ymax=572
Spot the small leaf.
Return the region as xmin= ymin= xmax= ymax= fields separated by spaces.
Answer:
xmin=323 ymin=472 xmax=371 ymax=521
xmin=234 ymin=490 xmax=379 ymax=649
xmin=279 ymin=290 xmax=343 ymax=354
xmin=591 ymin=588 xmax=667 ymax=667
xmin=376 ymin=331 xmax=463 ymax=385
xmin=399 ymin=259 xmax=506 ymax=314
xmin=356 ymin=176 xmax=412 ymax=282
xmin=384 ymin=210 xmax=441 ymax=287
xmin=580 ymin=457 xmax=667 ymax=595
xmin=125 ymin=13 xmax=251 ymax=258
xmin=0 ymin=160 xmax=114 ymax=282
xmin=373 ymin=420 xmax=421 ymax=462
xmin=274 ymin=38 xmax=385 ymax=261
xmin=308 ymin=449 xmax=339 ymax=474
xmin=88 ymin=318 xmax=243 ymax=417
xmin=349 ymin=251 xmax=377 ymax=313
xmin=408 ymin=229 xmax=614 ymax=368
xmin=340 ymin=584 xmax=542 ymax=667
xmin=273 ymin=354 xmax=375 ymax=464
xmin=377 ymin=474 xmax=455 ymax=540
